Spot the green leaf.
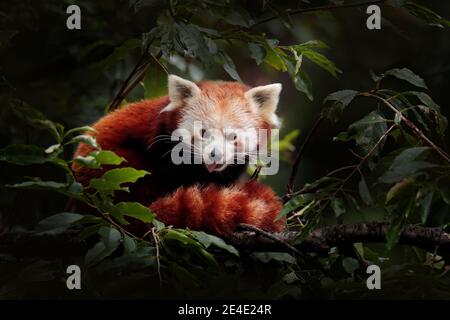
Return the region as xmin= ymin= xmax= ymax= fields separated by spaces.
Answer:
xmin=248 ymin=42 xmax=266 ymax=65
xmin=204 ymin=36 xmax=218 ymax=55
xmin=339 ymin=111 xmax=387 ymax=156
xmin=342 ymin=257 xmax=360 ymax=274
xmin=303 ymin=49 xmax=341 ymax=78
xmin=11 ymin=104 xmax=64 ymax=142
xmin=85 ymin=241 xmax=108 ymax=265
xmin=7 ymin=180 xmax=67 ymax=191
xmin=404 ymin=2 xmax=450 ymax=28
xmin=294 ymin=210 xmax=321 ymax=244
xmin=143 ymin=57 xmax=168 ymax=99
xmin=66 ymin=134 xmax=99 ymax=149
xmin=45 ymin=144 xmax=62 ymax=155
xmin=324 ymin=89 xmax=358 ymax=106
xmin=440 ymin=186 xmax=450 ymax=205
xmin=162 ymin=229 xmax=202 ymax=247
xmin=406 ymin=91 xmax=440 ymax=111
xmin=123 ymin=234 xmax=137 ymax=254
xmin=0 ymin=144 xmax=55 ymax=166
xmin=363 ymin=246 xmax=381 ymax=263
xmin=330 ymin=197 xmax=345 ymax=217
xmin=358 ymin=176 xmax=373 ymax=205
xmin=175 ymin=23 xmax=211 ymax=63
xmin=386 ymin=177 xmax=416 ymax=203
xmin=286 ymin=57 xmax=313 ymax=101
xmin=152 ymin=219 xmax=165 ymax=231
xmin=290 ymin=42 xmax=341 ymax=78
xmin=277 ymin=193 xmax=313 ymax=220
xmin=64 ymin=126 xmax=96 ymax=139
xmin=292 ymin=68 xmax=313 ymax=101
xmin=221 ymin=10 xmax=254 ymax=27
xmin=65 ymin=181 xmax=84 ymax=197
xmin=293 ymin=40 xmax=328 ymax=49
xmin=73 ymin=150 xmax=125 ymax=169
xmin=78 ymin=224 xmax=103 ymax=240
xmin=303 ymin=176 xmax=341 ymax=192
xmin=263 ymin=45 xmax=287 ymax=72
xmin=220 ymin=53 xmax=242 ymax=82
xmin=87 ymin=150 xmax=124 ymax=165
xmin=37 ymin=212 xmax=83 ymax=234
xmin=385 ymin=68 xmax=428 ymax=90
xmin=113 ymin=202 xmax=155 ymax=224
xmin=169 ymin=262 xmax=200 ymax=287
xmin=7 ymin=179 xmax=84 ymax=200
xmin=416 ymin=188 xmax=434 ymax=224
xmin=89 ymin=167 xmax=149 ymax=194
xmin=190 ymin=231 xmax=239 ymax=256
xmin=251 ymin=252 xmax=296 ymax=264
xmin=85 ymin=226 xmax=122 ymax=265
xmin=94 ymin=38 xmax=141 ymax=71
xmin=162 ymin=229 xmax=218 ymax=266
xmin=322 ymin=89 xmax=358 ymax=121
xmin=370 ymin=69 xmax=384 ymax=83
xmin=379 ymin=147 xmax=435 ymax=183
xmin=386 ymin=209 xmax=409 ymax=251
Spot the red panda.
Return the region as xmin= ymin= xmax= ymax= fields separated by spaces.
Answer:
xmin=72 ymin=75 xmax=285 ymax=237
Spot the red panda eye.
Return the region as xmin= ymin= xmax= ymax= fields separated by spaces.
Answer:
xmin=227 ymin=133 xmax=237 ymax=141
xmin=200 ymin=129 xmax=206 ymax=137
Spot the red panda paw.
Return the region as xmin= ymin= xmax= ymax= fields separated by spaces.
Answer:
xmin=149 ymin=181 xmax=285 ymax=237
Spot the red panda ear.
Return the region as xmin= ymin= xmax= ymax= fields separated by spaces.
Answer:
xmin=245 ymin=83 xmax=282 ymax=128
xmin=161 ymin=75 xmax=201 ymax=112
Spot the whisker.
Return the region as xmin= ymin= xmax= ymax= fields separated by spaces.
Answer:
xmin=146 ymin=138 xmax=174 ymax=150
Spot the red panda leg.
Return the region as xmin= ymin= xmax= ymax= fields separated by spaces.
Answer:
xmin=149 ymin=181 xmax=285 ymax=237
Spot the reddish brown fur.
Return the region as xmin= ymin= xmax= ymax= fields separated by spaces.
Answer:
xmin=150 ymin=181 xmax=284 ymax=236
xmin=72 ymin=81 xmax=285 ymax=237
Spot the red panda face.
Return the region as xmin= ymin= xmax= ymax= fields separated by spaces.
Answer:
xmin=161 ymin=75 xmax=282 ymax=172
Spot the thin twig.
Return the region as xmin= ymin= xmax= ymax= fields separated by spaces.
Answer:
xmin=250 ymin=165 xmax=262 ymax=180
xmin=326 ymin=165 xmax=358 ymax=177
xmin=106 ymin=48 xmax=149 ymax=112
xmin=285 ymin=116 xmax=325 ymax=199
xmin=151 ymin=227 xmax=163 ymax=287
xmin=254 ymin=0 xmax=387 ymax=27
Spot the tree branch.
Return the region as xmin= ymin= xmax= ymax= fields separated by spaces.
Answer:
xmin=2 ymin=223 xmax=450 ymax=258
xmin=254 ymin=0 xmax=387 ymax=27
xmin=231 ymin=223 xmax=450 ymax=257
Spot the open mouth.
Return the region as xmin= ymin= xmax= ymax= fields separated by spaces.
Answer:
xmin=205 ymin=163 xmax=227 ymax=173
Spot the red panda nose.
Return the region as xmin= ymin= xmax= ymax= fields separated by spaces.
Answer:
xmin=210 ymin=148 xmax=221 ymax=161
